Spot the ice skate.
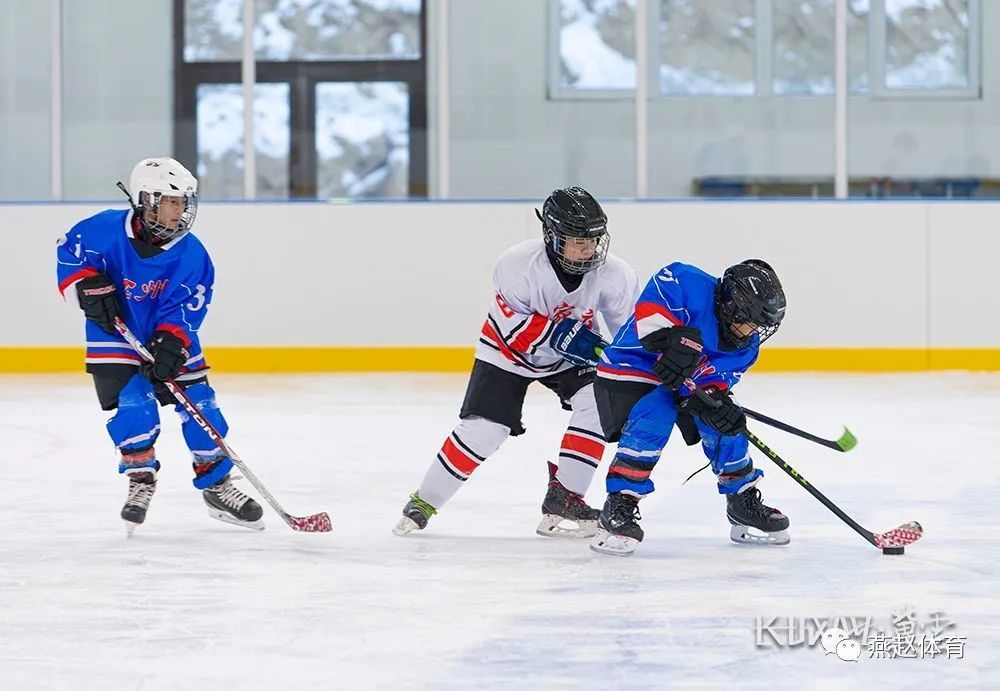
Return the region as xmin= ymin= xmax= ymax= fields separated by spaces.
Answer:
xmin=727 ymin=487 xmax=790 ymax=545
xmin=203 ymin=474 xmax=265 ymax=530
xmin=393 ymin=491 xmax=437 ymax=536
xmin=537 ymin=462 xmax=600 ymax=538
xmin=121 ymin=471 xmax=157 ymax=536
xmin=590 ymin=492 xmax=643 ymax=556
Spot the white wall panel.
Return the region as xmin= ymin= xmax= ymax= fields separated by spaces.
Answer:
xmin=3 ymin=200 xmax=993 ymax=349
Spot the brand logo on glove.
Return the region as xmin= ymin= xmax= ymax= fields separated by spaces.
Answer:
xmin=679 ymin=336 xmax=703 ymax=352
xmin=558 ymin=322 xmax=582 ymax=350
xmin=82 ymin=284 xmax=116 ymax=296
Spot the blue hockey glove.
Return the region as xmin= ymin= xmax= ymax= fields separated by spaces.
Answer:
xmin=549 ymin=318 xmax=608 ymax=367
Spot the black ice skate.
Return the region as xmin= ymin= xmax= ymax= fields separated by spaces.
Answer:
xmin=392 ymin=491 xmax=437 ymax=536
xmin=726 ymin=487 xmax=790 ymax=545
xmin=537 ymin=462 xmax=600 ymax=538
xmin=203 ymin=474 xmax=265 ymax=530
xmin=590 ymin=492 xmax=644 ymax=556
xmin=121 ymin=472 xmax=157 ymax=536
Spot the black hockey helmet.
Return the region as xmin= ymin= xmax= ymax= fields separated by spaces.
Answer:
xmin=716 ymin=259 xmax=787 ymax=349
xmin=535 ymin=186 xmax=610 ymax=274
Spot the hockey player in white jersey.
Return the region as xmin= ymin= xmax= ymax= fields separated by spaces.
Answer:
xmin=393 ymin=187 xmax=639 ymax=538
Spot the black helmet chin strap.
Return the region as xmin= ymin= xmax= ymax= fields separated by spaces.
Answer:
xmin=117 ymin=181 xmax=139 ymax=213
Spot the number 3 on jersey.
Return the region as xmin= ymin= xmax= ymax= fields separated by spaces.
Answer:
xmin=186 ymin=284 xmax=208 ymax=312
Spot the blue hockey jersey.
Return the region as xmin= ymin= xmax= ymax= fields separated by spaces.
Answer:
xmin=596 ymin=262 xmax=759 ymax=394
xmin=56 ymin=209 xmax=214 ymax=374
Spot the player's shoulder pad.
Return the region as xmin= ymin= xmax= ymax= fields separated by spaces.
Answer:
xmin=494 ymin=239 xmax=544 ymax=278
xmin=658 ymin=261 xmax=717 ymax=286
xmin=69 ymin=208 xmax=129 ymax=238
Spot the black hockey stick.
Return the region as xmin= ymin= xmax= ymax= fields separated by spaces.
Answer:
xmin=741 ymin=406 xmax=857 ymax=452
xmin=691 ymin=386 xmax=921 ymax=553
xmin=114 ymin=318 xmax=332 ymax=533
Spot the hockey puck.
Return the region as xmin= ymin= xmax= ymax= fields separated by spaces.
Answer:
xmin=882 ymin=546 xmax=905 ymax=555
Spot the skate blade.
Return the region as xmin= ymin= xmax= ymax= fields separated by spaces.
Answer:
xmin=392 ymin=516 xmax=421 ymax=536
xmin=207 ymin=508 xmax=266 ymax=531
xmin=729 ymin=524 xmax=790 ymax=546
xmin=589 ymin=528 xmax=639 ymax=556
xmin=536 ymin=514 xmax=598 ymax=539
xmin=124 ymin=520 xmax=139 ymax=537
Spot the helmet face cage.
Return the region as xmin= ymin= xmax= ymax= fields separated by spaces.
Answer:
xmin=139 ymin=190 xmax=198 ymax=244
xmin=545 ymin=226 xmax=610 ymax=274
xmin=536 ymin=186 xmax=610 ymax=275
xmin=718 ymin=295 xmax=780 ymax=349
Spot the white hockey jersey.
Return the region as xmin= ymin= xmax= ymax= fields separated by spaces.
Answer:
xmin=476 ymin=239 xmax=639 ymax=378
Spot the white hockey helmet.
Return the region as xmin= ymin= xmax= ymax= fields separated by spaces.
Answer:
xmin=128 ymin=157 xmax=199 ymax=243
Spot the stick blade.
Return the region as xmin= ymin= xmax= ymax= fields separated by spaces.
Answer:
xmin=287 ymin=512 xmax=333 ymax=533
xmin=836 ymin=427 xmax=858 ymax=452
xmin=874 ymin=521 xmax=922 ymax=548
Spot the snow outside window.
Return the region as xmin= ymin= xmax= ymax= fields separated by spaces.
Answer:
xmin=184 ymin=0 xmax=422 ymax=62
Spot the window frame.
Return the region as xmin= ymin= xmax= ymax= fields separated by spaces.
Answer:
xmin=173 ymin=0 xmax=428 ymax=199
xmin=547 ymin=0 xmax=981 ymax=101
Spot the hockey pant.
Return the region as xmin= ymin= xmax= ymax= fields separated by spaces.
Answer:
xmin=604 ymin=385 xmax=762 ymax=497
xmin=417 ymin=384 xmax=606 ymax=510
xmin=106 ymin=372 xmax=233 ymax=488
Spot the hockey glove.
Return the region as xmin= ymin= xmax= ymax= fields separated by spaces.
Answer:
xmin=549 ymin=317 xmax=608 ymax=368
xmin=141 ymin=331 xmax=189 ymax=382
xmin=76 ymin=274 xmax=121 ymax=335
xmin=640 ymin=326 xmax=704 ymax=390
xmin=681 ymin=386 xmax=746 ymax=437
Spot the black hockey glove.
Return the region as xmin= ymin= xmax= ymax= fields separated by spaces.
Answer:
xmin=640 ymin=326 xmax=704 ymax=389
xmin=76 ymin=274 xmax=121 ymax=335
xmin=681 ymin=386 xmax=746 ymax=437
xmin=549 ymin=317 xmax=609 ymax=368
xmin=141 ymin=331 xmax=189 ymax=382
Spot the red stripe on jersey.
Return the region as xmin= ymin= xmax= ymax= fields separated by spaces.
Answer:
xmin=86 ymin=352 xmax=142 ymax=362
xmin=560 ymin=433 xmax=606 ymax=462
xmin=509 ymin=313 xmax=550 ymax=353
xmin=596 ymin=365 xmax=662 ymax=383
xmin=635 ymin=301 xmax=682 ymax=327
xmin=481 ymin=322 xmax=538 ymax=371
xmin=441 ymin=437 xmax=479 ymax=475
xmin=155 ymin=323 xmax=192 ymax=347
xmin=58 ymin=266 xmax=100 ymax=297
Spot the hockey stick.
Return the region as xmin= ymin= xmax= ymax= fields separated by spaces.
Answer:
xmin=742 ymin=406 xmax=857 ymax=452
xmin=690 ymin=386 xmax=921 ymax=553
xmin=113 ymin=318 xmax=332 ymax=533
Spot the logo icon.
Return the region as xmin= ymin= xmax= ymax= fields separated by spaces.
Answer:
xmin=836 ymin=639 xmax=862 ymax=662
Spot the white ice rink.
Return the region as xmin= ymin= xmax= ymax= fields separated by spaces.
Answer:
xmin=1 ymin=372 xmax=997 ymax=690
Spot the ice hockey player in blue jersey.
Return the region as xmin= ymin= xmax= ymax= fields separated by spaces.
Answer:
xmin=589 ymin=259 xmax=788 ymax=555
xmin=56 ymin=157 xmax=263 ymax=534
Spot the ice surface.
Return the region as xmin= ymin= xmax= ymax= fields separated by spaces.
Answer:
xmin=0 ymin=372 xmax=996 ymax=689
